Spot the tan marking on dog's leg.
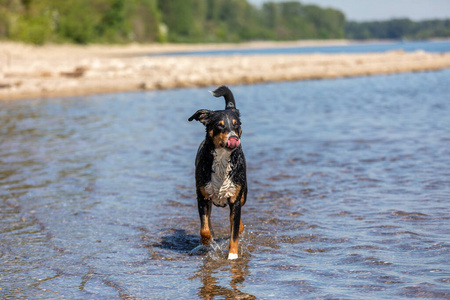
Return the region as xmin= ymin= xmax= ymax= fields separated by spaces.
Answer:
xmin=200 ymin=186 xmax=209 ymax=200
xmin=239 ymin=218 xmax=244 ymax=235
xmin=200 ymin=214 xmax=213 ymax=245
xmin=239 ymin=188 xmax=246 ymax=207
xmin=199 ymin=187 xmax=213 ymax=245
xmin=228 ymin=238 xmax=239 ymax=260
xmin=238 ymin=189 xmax=245 ymax=235
xmin=228 ymin=185 xmax=241 ymax=204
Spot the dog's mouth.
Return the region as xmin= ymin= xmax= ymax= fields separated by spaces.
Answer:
xmin=225 ymin=137 xmax=240 ymax=150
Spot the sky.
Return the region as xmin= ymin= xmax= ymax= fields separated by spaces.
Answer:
xmin=247 ymin=0 xmax=450 ymax=21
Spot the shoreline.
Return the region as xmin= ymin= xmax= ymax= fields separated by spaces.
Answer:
xmin=1 ymin=41 xmax=450 ymax=101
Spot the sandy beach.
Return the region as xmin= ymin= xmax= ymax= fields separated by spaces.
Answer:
xmin=1 ymin=41 xmax=450 ymax=101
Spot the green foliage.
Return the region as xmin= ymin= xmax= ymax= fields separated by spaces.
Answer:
xmin=11 ymin=14 xmax=52 ymax=44
xmin=346 ymin=18 xmax=450 ymax=40
xmin=0 ymin=0 xmax=448 ymax=44
xmin=1 ymin=0 xmax=55 ymax=44
xmin=158 ymin=0 xmax=207 ymax=42
xmin=53 ymin=0 xmax=100 ymax=44
xmin=128 ymin=0 xmax=161 ymax=43
xmin=260 ymin=2 xmax=345 ymax=40
xmin=0 ymin=0 xmax=162 ymax=44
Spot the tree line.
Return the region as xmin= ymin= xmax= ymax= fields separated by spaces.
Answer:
xmin=346 ymin=19 xmax=450 ymax=40
xmin=0 ymin=0 xmax=448 ymax=45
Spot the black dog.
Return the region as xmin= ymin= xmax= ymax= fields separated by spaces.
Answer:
xmin=188 ymin=86 xmax=247 ymax=260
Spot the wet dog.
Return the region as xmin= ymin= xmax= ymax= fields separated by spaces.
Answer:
xmin=188 ymin=86 xmax=247 ymax=260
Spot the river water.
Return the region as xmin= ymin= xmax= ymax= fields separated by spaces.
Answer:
xmin=154 ymin=40 xmax=450 ymax=56
xmin=1 ymin=69 xmax=449 ymax=299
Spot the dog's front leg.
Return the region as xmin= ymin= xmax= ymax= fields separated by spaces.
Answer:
xmin=198 ymin=193 xmax=213 ymax=246
xmin=228 ymin=199 xmax=241 ymax=260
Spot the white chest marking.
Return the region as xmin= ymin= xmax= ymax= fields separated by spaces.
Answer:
xmin=205 ymin=148 xmax=236 ymax=207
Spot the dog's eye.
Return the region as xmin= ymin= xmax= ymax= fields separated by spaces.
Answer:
xmin=217 ymin=124 xmax=225 ymax=130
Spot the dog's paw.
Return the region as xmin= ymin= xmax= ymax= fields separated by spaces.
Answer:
xmin=228 ymin=253 xmax=239 ymax=260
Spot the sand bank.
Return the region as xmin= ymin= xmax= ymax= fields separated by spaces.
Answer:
xmin=1 ymin=41 xmax=450 ymax=101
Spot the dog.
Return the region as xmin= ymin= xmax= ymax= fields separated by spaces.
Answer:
xmin=188 ymin=85 xmax=247 ymax=260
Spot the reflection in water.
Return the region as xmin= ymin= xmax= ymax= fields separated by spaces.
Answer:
xmin=192 ymin=257 xmax=255 ymax=300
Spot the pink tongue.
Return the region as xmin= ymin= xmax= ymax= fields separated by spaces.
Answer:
xmin=227 ymin=137 xmax=240 ymax=148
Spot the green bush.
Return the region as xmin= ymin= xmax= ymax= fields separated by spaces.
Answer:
xmin=10 ymin=15 xmax=53 ymax=45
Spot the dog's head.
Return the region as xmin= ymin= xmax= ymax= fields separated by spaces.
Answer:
xmin=189 ymin=86 xmax=242 ymax=151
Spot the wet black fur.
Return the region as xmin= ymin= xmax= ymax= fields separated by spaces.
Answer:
xmin=188 ymin=86 xmax=247 ymax=250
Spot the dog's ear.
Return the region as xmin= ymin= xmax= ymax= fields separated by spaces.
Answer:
xmin=188 ymin=109 xmax=212 ymax=126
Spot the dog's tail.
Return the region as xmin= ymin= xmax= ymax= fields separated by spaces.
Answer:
xmin=210 ymin=85 xmax=236 ymax=109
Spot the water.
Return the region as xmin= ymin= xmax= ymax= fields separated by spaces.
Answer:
xmin=1 ymin=69 xmax=450 ymax=299
xmin=153 ymin=40 xmax=450 ymax=56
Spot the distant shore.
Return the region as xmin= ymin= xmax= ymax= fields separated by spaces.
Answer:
xmin=1 ymin=40 xmax=450 ymax=101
